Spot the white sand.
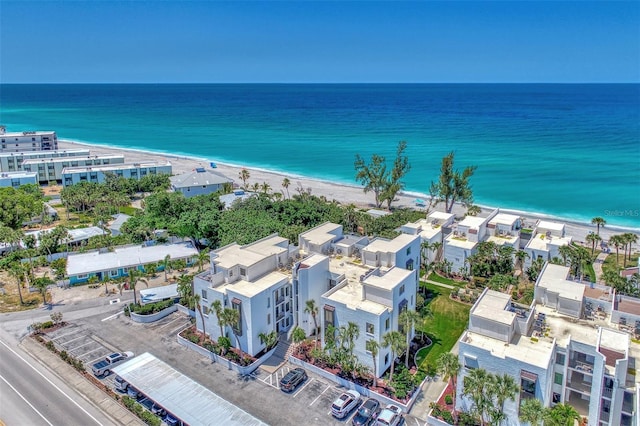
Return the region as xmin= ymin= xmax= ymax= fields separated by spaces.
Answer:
xmin=57 ymin=140 xmax=638 ymax=246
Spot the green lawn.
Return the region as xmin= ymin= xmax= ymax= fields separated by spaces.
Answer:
xmin=119 ymin=206 xmax=141 ymax=216
xmin=603 ymin=252 xmax=638 ymax=270
xmin=416 ymin=282 xmax=470 ymax=372
xmin=426 ymin=272 xmax=464 ymax=287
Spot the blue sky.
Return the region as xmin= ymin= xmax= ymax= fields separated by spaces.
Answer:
xmin=1 ymin=1 xmax=638 ymax=83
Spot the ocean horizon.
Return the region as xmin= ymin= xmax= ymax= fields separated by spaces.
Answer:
xmin=1 ymin=83 xmax=639 ymax=229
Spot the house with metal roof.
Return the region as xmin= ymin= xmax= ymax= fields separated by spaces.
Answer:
xmin=66 ymin=242 xmax=198 ymax=285
xmin=108 ymin=213 xmax=131 ymax=236
xmin=170 ymin=167 xmax=233 ymax=198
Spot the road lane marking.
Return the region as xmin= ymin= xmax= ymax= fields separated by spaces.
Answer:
xmin=0 ymin=373 xmax=54 ymax=425
xmin=309 ymin=383 xmax=330 ymax=406
xmin=0 ymin=339 xmax=103 ymax=425
xmin=101 ymin=312 xmax=121 ymax=322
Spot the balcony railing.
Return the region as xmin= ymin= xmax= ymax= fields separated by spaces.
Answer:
xmin=566 ymin=379 xmax=592 ymax=394
xmin=569 ymin=360 xmax=594 ymax=374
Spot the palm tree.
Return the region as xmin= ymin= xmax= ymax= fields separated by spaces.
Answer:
xmin=544 ymin=403 xmax=580 ymax=426
xmin=558 ymin=245 xmax=573 ymax=266
xmin=463 ymin=368 xmax=492 ymax=426
xmin=436 ymin=352 xmax=461 ymax=415
xmin=291 ymin=326 xmax=306 ymax=355
xmin=127 ymin=268 xmax=148 ymax=305
xmin=431 ymin=241 xmax=443 ymax=263
xmin=281 ymin=177 xmax=291 ymax=199
xmin=366 ymin=339 xmax=380 ymax=387
xmin=8 ymin=262 xmax=25 ymax=305
xmin=591 ymin=217 xmax=606 ymax=235
xmin=193 ymin=293 xmax=206 ymax=343
xmin=258 ymin=330 xmax=278 ymax=351
xmin=344 ymin=321 xmax=360 ymax=358
xmin=210 ymin=299 xmax=224 ymax=337
xmin=304 ymin=299 xmax=319 ymax=343
xmin=239 ymin=168 xmax=250 ymax=189
xmin=515 ymin=250 xmax=529 ymax=275
xmin=586 ymin=233 xmax=601 ymax=256
xmin=610 ymin=235 xmax=624 ymax=266
xmin=519 ymin=398 xmax=545 ymax=425
xmin=161 ymin=254 xmax=171 ymax=282
xmin=221 ymin=307 xmax=244 ymax=361
xmin=382 ymin=330 xmax=406 ymax=382
xmin=260 ymin=181 xmax=271 ymax=194
xmin=623 ymin=232 xmax=638 ymax=264
xmin=399 ymin=309 xmax=420 ymax=367
xmin=490 ymin=373 xmax=518 ymax=425
xmin=197 ymin=248 xmax=210 ymax=272
xmin=420 ymin=241 xmax=432 ymax=277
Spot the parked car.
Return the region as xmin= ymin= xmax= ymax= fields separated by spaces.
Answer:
xmin=91 ymin=351 xmax=134 ymax=377
xmin=331 ymin=390 xmax=361 ymax=419
xmin=279 ymin=368 xmax=307 ymax=393
xmin=114 ymin=375 xmax=128 ymax=392
xmin=151 ymin=403 xmax=166 ymax=417
xmin=352 ymin=397 xmax=380 ymax=425
xmin=127 ymin=386 xmax=142 ymax=400
xmin=375 ymin=404 xmax=403 ymax=426
xmin=165 ymin=413 xmax=182 ymax=426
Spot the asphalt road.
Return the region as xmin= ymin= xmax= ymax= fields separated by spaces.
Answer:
xmin=0 ymin=328 xmax=118 ymax=426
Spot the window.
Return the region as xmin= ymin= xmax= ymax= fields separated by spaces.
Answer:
xmin=555 ymin=353 xmax=565 ymax=365
xmin=77 ymin=274 xmax=88 ymax=279
xmin=399 ymin=285 xmax=405 ymax=295
xmin=203 ymin=306 xmax=209 ymax=315
xmin=267 ymin=297 xmax=270 ymax=308
xmin=554 ymin=373 xmax=563 ymax=385
xmin=366 ymin=323 xmax=374 ymax=335
xmin=201 ymin=289 xmax=208 ymax=300
xmin=406 ymin=246 xmax=411 ymax=255
xmin=464 ymin=356 xmax=478 ymax=370
xmin=231 ymin=298 xmax=242 ymax=336
xmin=384 ymin=354 xmax=389 ymax=365
xmin=240 ymin=268 xmax=246 ymax=276
xmin=385 ymin=317 xmax=390 ymax=330
xmin=324 ymin=305 xmax=335 ymax=327
xmin=109 ymin=269 xmax=119 ymax=277
xmin=267 ymin=314 xmax=271 ymax=325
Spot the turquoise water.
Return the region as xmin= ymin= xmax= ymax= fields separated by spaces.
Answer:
xmin=1 ymin=84 xmax=638 ymax=229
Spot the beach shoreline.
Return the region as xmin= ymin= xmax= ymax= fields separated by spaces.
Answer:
xmin=57 ymin=139 xmax=639 ymax=243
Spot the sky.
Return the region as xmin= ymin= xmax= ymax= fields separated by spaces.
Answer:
xmin=0 ymin=1 xmax=638 ymax=83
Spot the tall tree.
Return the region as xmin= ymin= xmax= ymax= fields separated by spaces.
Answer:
xmin=585 ymin=233 xmax=601 ymax=256
xmin=281 ymin=178 xmax=291 ymax=199
xmin=161 ymin=254 xmax=172 ymax=282
xmin=463 ymin=368 xmax=492 ymax=426
xmin=127 ymin=268 xmax=148 ymax=305
xmin=544 ymin=403 xmax=580 ymax=426
xmin=209 ymin=299 xmax=225 ymax=338
xmin=381 ymin=141 xmax=411 ymax=209
xmin=429 ymin=151 xmax=477 ymax=213
xmin=436 ymin=352 xmax=461 ymax=417
xmin=490 ymin=373 xmax=519 ymax=425
xmin=8 ymin=262 xmax=26 ymax=305
xmin=221 ymin=307 xmax=244 ymax=361
xmin=354 ymin=151 xmax=388 ymax=208
xmin=366 ymin=339 xmax=380 ymax=387
xmin=291 ymin=326 xmax=306 ymax=355
xmin=304 ymin=299 xmax=319 ymax=343
xmin=382 ymin=330 xmax=406 ymax=382
xmin=197 ymin=248 xmax=210 ymax=272
xmin=591 ymin=217 xmax=606 ymax=236
xmin=610 ymin=235 xmax=625 ymax=266
xmin=193 ymin=293 xmax=206 ymax=343
xmin=519 ymin=398 xmax=545 ymax=426
xmin=399 ymin=309 xmax=420 ymax=367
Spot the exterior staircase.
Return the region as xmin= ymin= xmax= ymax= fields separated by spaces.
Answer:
xmin=258 ymin=333 xmax=292 ymax=374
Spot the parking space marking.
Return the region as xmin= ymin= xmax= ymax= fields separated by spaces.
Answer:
xmin=309 ymin=383 xmax=331 ymax=407
xmin=55 ymin=334 xmax=86 ymax=345
xmin=49 ymin=328 xmax=82 ymax=340
xmin=77 ymin=347 xmax=106 ymax=360
xmin=292 ymin=377 xmax=313 ymax=398
xmin=101 ymin=312 xmax=121 ymax=322
xmin=67 ymin=341 xmax=94 ymax=352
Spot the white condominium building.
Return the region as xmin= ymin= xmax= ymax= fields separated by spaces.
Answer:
xmin=61 ymin=161 xmax=172 ymax=187
xmin=0 ymin=171 xmax=38 ymax=188
xmin=456 ymin=263 xmax=640 ymax=426
xmin=524 ymin=220 xmax=572 ymax=268
xmin=0 ymin=149 xmax=90 ymax=173
xmin=443 ymin=210 xmax=498 ymax=273
xmin=23 ymin=155 xmax=125 ymax=183
xmin=0 ymin=128 xmax=58 ymax=152
xmin=400 ymin=211 xmax=455 ymax=265
xmin=486 ymin=212 xmax=522 ymax=251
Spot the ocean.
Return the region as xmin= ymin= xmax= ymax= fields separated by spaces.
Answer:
xmin=1 ymin=84 xmax=639 ymax=229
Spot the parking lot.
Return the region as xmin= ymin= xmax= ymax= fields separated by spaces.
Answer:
xmin=46 ymin=306 xmax=427 ymax=426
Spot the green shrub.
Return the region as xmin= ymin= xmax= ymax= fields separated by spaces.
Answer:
xmin=441 ymin=410 xmax=454 ymax=424
xmin=444 ymin=394 xmax=453 ymax=405
xmin=45 ymin=340 xmax=55 ymax=351
xmin=129 ymin=299 xmax=174 ymax=315
xmin=41 ymin=321 xmax=54 ymax=329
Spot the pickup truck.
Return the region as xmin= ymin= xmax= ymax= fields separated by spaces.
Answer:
xmin=91 ymin=352 xmax=134 ymax=377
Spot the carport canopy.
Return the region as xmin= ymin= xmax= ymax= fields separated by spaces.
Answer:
xmin=111 ymin=352 xmax=267 ymax=426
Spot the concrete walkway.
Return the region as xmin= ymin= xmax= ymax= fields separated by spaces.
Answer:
xmin=21 ymin=337 xmax=144 ymax=426
xmin=592 ymin=251 xmax=609 ymax=283
xmin=421 ymin=278 xmax=455 ymax=289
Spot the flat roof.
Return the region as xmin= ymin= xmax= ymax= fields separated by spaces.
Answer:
xmin=617 ymin=297 xmax=640 ymax=316
xmin=463 ymin=330 xmax=555 ymax=369
xmin=489 ymin=213 xmax=520 ymax=226
xmin=2 ymin=130 xmax=55 ymax=136
xmin=22 ymin=154 xmax=124 ymax=165
xmin=445 ymin=234 xmax=478 ymax=250
xmin=364 ymin=267 xmax=413 ymax=291
xmin=222 ymin=271 xmax=289 ymax=298
xmin=140 ymin=284 xmax=178 ymax=304
xmin=0 ymin=149 xmax=88 ymax=158
xmin=67 ymin=242 xmax=198 ymax=276
xmin=325 ymin=281 xmax=389 ymax=315
xmin=537 ymin=221 xmax=565 ymax=232
xmin=526 ymin=233 xmax=572 ymax=251
xmin=214 ymin=236 xmax=288 ymax=269
xmin=537 ymin=264 xmax=585 ymax=302
xmin=26 ymin=226 xmax=105 ymax=247
xmin=472 ymin=290 xmax=515 ymax=326
xmin=365 ymin=234 xmax=418 ymax=253
xmin=487 ymin=235 xmax=519 ymax=246
xmin=111 ymin=353 xmax=266 ymax=426
xmin=0 ymin=171 xmax=38 ymax=179
xmin=428 ymin=211 xmax=455 ymax=222
xmin=299 ymin=222 xmax=342 ymax=246
xmin=62 ymin=161 xmax=171 ymax=174
xmin=458 ymin=216 xmax=486 ymax=228
xmin=109 ymin=214 xmax=131 ymax=231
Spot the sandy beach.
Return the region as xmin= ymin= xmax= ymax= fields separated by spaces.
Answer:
xmin=57 ymin=140 xmax=638 ymax=246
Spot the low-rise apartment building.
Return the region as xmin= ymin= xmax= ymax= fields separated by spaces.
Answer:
xmin=486 ymin=212 xmax=522 ymax=251
xmin=443 ymin=211 xmax=497 ymax=273
xmin=23 ymin=155 xmax=125 ymax=183
xmin=61 ymin=161 xmax=172 ymax=187
xmin=400 ymin=211 xmax=455 ymax=265
xmin=0 ymin=171 xmax=38 ymax=187
xmin=0 ymin=128 xmax=58 ymax=152
xmin=0 ymin=148 xmax=89 ymax=172
xmin=455 ymin=263 xmax=640 ymax=426
xmin=524 ymin=220 xmax=572 ymax=268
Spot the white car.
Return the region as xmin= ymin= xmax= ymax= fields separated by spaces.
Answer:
xmin=331 ymin=390 xmax=361 ymax=419
xmin=376 ymin=404 xmax=403 ymax=426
